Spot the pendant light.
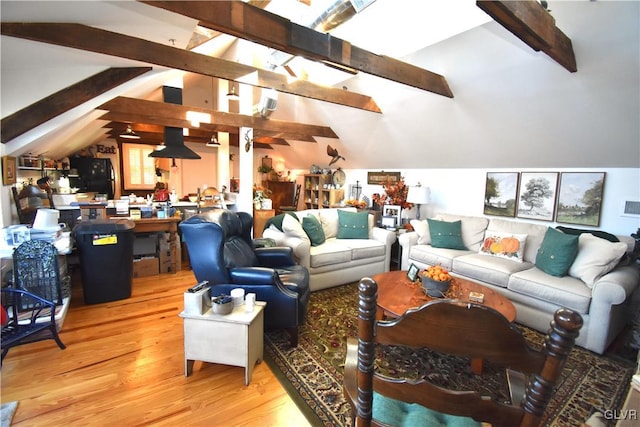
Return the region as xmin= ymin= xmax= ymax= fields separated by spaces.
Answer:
xmin=226 ymin=83 xmax=239 ymax=100
xmin=120 ymin=124 xmax=140 ymax=140
xmin=206 ymin=135 xmax=220 ymax=147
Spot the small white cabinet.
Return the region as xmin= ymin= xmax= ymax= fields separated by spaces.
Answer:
xmin=179 ymin=301 xmax=265 ymax=385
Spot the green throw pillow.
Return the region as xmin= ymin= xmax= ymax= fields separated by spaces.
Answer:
xmin=263 ymin=212 xmax=298 ymax=231
xmin=337 ymin=210 xmax=369 ymax=239
xmin=536 ymin=227 xmax=579 ymax=277
xmin=427 ymin=219 xmax=466 ymax=250
xmin=302 ymin=215 xmax=326 ymax=246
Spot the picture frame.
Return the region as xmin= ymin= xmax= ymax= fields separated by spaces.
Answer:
xmin=407 ymin=263 xmax=419 ymax=282
xmin=382 ymin=205 xmax=401 ymax=227
xmin=556 ymin=172 xmax=606 ymax=227
xmin=2 ymin=156 xmax=17 ymax=185
xmin=367 ymin=171 xmax=401 ymax=185
xmin=261 ymin=156 xmax=272 ymax=170
xmin=516 ymin=172 xmax=559 ymax=221
xmin=483 ymin=172 xmax=519 ymax=217
xmin=381 ymin=216 xmax=396 ymax=229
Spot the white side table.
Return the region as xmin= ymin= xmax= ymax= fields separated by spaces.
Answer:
xmin=179 ymin=301 xmax=266 ymax=385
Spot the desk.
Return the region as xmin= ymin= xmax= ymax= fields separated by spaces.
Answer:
xmin=131 ymin=218 xmax=181 ymax=274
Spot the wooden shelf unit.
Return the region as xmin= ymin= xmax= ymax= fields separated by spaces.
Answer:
xmin=303 ymin=174 xmax=344 ymax=209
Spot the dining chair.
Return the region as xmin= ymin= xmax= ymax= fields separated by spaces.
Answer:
xmin=343 ymin=277 xmax=583 ymax=427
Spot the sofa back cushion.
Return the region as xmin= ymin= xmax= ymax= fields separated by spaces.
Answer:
xmin=302 ymin=214 xmax=326 ymax=246
xmin=318 ymin=208 xmax=360 ymax=239
xmin=337 ymin=210 xmax=369 ymax=239
xmin=568 ymin=233 xmax=628 ymax=287
xmin=487 ymin=219 xmax=548 ymax=263
xmin=436 ymin=213 xmax=489 ymax=252
xmin=427 ymin=219 xmax=466 ymax=250
xmin=535 ymin=227 xmax=579 ymax=277
xmin=478 ymin=231 xmax=527 ymax=263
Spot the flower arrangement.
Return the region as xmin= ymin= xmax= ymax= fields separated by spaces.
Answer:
xmin=345 ymin=199 xmax=367 ymax=208
xmin=253 ymin=184 xmax=272 ymax=203
xmin=371 ymin=176 xmax=413 ymax=210
xmin=421 ymin=265 xmax=451 ymax=282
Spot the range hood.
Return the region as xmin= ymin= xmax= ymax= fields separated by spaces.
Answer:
xmin=149 ymin=127 xmax=201 ymax=159
xmin=148 ymin=85 xmax=201 ymax=159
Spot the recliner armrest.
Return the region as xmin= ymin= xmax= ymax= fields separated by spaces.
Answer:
xmin=229 ymin=267 xmax=279 ymax=285
xmin=255 ymin=246 xmax=295 ymax=267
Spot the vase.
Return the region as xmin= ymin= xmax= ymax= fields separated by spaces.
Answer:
xmin=420 ymin=276 xmax=451 ymax=298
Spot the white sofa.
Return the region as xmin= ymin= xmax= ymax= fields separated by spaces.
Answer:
xmin=399 ymin=213 xmax=640 ymax=354
xmin=263 ymin=207 xmax=396 ymax=291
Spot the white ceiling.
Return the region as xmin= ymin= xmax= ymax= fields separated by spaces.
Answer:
xmin=0 ymin=0 xmax=493 ymax=160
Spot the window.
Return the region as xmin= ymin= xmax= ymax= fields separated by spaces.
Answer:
xmin=122 ymin=143 xmax=156 ymax=190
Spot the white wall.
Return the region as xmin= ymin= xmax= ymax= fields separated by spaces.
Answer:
xmin=341 ymin=167 xmax=639 ymax=237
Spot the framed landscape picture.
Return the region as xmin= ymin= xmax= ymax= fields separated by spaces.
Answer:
xmin=516 ymin=172 xmax=559 ymax=221
xmin=556 ymin=172 xmax=606 ymax=226
xmin=483 ymin=172 xmax=519 ymax=217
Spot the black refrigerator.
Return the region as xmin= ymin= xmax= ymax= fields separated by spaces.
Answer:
xmin=69 ymin=157 xmax=115 ymax=200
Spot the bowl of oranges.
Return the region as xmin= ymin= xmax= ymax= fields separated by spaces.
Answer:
xmin=420 ymin=265 xmax=452 ymax=298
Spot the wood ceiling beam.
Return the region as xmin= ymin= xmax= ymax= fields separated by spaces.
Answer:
xmin=142 ymin=1 xmax=454 ymax=98
xmin=254 ymin=130 xmax=316 ymax=142
xmin=476 ymin=0 xmax=577 ymax=72
xmin=0 ymin=22 xmax=381 ymax=113
xmin=0 ymin=67 xmax=151 ymax=143
xmin=98 ymin=96 xmax=338 ymax=138
xmin=253 ymin=136 xmax=290 ymax=146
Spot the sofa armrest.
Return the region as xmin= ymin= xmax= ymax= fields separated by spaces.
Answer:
xmin=398 ymin=231 xmax=419 ymax=250
xmin=372 ymin=227 xmax=396 ymax=246
xmin=263 ymin=227 xmax=311 ymax=268
xmin=592 ymin=265 xmax=640 ymax=306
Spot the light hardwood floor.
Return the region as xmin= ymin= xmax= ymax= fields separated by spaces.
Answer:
xmin=1 ymin=266 xmax=311 ymax=427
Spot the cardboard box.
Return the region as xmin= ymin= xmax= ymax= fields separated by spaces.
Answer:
xmin=133 ymin=257 xmax=159 ymax=277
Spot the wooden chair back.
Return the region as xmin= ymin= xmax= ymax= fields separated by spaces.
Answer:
xmin=11 ymin=185 xmax=55 ymax=225
xmin=343 ymin=277 xmax=583 ymax=427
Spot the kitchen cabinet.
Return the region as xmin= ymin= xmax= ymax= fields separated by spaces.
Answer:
xmin=263 ymin=181 xmax=295 ymax=213
xmin=303 ymin=174 xmax=344 ymax=209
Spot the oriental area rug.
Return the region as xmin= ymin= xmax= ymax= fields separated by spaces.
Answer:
xmin=264 ymin=282 xmax=637 ymax=427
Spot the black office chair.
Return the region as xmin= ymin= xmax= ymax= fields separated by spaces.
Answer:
xmin=179 ymin=210 xmax=310 ymax=346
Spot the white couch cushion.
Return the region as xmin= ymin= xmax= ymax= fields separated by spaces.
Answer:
xmin=436 ymin=213 xmax=489 ymax=252
xmin=341 ymin=239 xmax=386 ymax=260
xmin=282 ymin=213 xmax=309 ymax=242
xmin=453 ymin=253 xmax=534 ymax=288
xmin=408 ymin=245 xmax=474 ymax=271
xmin=487 ymin=219 xmax=548 ymax=263
xmin=410 ymin=219 xmax=431 ymax=244
xmin=309 ymin=238 xmax=352 ymax=267
xmin=508 ymin=267 xmax=592 ymax=313
xmin=569 ymin=233 xmax=628 ymax=287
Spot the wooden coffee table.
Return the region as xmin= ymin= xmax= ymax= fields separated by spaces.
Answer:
xmin=372 ymin=270 xmax=516 ymax=374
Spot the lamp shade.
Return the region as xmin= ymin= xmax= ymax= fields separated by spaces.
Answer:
xmin=407 ymin=185 xmax=431 ymax=205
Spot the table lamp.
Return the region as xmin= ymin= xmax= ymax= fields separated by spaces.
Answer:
xmin=407 ymin=183 xmax=430 ymax=220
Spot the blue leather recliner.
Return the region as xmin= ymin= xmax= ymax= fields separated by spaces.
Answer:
xmin=179 ymin=210 xmax=310 ymax=346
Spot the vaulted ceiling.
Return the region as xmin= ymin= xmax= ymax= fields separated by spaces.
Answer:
xmin=1 ymin=0 xmax=577 ymax=164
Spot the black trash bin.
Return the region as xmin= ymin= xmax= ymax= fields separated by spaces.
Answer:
xmin=73 ymin=219 xmax=135 ymax=304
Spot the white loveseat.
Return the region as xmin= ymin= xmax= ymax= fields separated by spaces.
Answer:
xmin=263 ymin=207 xmax=396 ymax=291
xmin=399 ymin=213 xmax=639 ymax=354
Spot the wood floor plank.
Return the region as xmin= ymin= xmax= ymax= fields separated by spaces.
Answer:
xmin=1 ymin=267 xmax=310 ymax=427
